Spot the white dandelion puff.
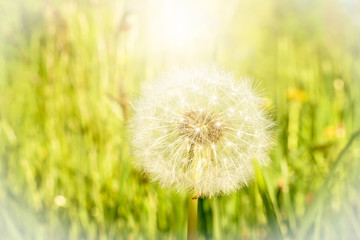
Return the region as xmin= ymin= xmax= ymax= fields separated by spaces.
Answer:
xmin=130 ymin=66 xmax=275 ymax=198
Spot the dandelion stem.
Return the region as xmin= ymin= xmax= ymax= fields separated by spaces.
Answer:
xmin=212 ymin=197 xmax=220 ymax=240
xmin=187 ymin=142 xmax=198 ymax=240
xmin=187 ymin=196 xmax=198 ymax=240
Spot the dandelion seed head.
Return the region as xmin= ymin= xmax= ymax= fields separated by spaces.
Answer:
xmin=130 ymin=66 xmax=275 ymax=197
xmin=178 ymin=110 xmax=224 ymax=145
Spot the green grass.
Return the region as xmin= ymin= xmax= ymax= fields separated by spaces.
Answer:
xmin=1 ymin=0 xmax=360 ymax=239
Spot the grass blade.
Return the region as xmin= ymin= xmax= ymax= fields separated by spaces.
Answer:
xmin=298 ymin=129 xmax=360 ymax=238
xmin=255 ymin=163 xmax=283 ymax=239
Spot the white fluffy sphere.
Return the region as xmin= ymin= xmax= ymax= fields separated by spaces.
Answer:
xmin=130 ymin=66 xmax=275 ymax=197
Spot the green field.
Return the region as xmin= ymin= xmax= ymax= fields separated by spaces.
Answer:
xmin=1 ymin=0 xmax=360 ymax=239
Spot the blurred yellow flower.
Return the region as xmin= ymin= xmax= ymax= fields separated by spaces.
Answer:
xmin=324 ymin=126 xmax=336 ymax=138
xmin=323 ymin=123 xmax=346 ymax=138
xmin=286 ymin=88 xmax=307 ymax=103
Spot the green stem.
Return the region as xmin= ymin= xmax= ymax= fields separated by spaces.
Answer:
xmin=212 ymin=197 xmax=220 ymax=240
xmin=187 ymin=197 xmax=198 ymax=240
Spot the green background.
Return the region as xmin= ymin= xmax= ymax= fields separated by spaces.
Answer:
xmin=0 ymin=0 xmax=360 ymax=239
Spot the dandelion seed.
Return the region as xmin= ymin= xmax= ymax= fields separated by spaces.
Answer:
xmin=130 ymin=66 xmax=275 ymax=197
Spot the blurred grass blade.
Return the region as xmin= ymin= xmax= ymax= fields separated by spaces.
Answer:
xmin=255 ymin=163 xmax=283 ymax=239
xmin=345 ymin=205 xmax=360 ymax=239
xmin=298 ymin=129 xmax=360 ymax=238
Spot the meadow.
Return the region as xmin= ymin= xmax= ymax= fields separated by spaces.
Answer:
xmin=0 ymin=0 xmax=360 ymax=239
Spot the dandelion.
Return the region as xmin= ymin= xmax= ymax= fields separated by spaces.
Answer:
xmin=130 ymin=66 xmax=275 ymax=239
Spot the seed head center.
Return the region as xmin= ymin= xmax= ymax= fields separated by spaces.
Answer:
xmin=178 ymin=110 xmax=224 ymax=145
